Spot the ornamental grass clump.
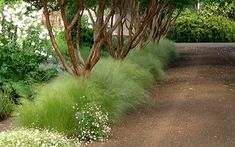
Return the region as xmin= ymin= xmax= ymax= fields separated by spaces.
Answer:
xmin=128 ymin=39 xmax=179 ymax=80
xmin=17 ymin=58 xmax=153 ymax=136
xmin=91 ymin=59 xmax=152 ymax=122
xmin=17 ymin=75 xmax=93 ymax=136
xmin=155 ymin=39 xmax=179 ymax=67
xmin=94 ymin=58 xmax=154 ymax=88
xmin=17 ymin=75 xmax=112 ymax=141
xmin=128 ymin=48 xmax=165 ymax=81
xmin=0 ymin=128 xmax=80 ymax=147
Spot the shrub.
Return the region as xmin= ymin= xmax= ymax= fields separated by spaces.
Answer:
xmin=168 ymin=10 xmax=235 ymax=42
xmin=0 ymin=36 xmax=57 ymax=119
xmin=0 ymin=2 xmax=58 ymax=118
xmin=80 ymin=16 xmax=94 ymax=47
xmin=202 ymin=1 xmax=235 ymax=21
xmin=0 ymin=128 xmax=80 ymax=146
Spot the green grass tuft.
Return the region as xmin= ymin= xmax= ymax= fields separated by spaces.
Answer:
xmin=91 ymin=58 xmax=152 ymax=122
xmin=128 ymin=49 xmax=165 ymax=81
xmin=17 ymin=75 xmax=93 ymax=136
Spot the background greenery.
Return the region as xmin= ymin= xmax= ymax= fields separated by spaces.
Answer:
xmin=168 ymin=9 xmax=235 ymax=42
xmin=0 ymin=36 xmax=57 ymax=120
xmin=168 ymin=0 xmax=235 ymax=42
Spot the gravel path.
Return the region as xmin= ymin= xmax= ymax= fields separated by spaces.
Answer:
xmin=90 ymin=44 xmax=235 ymax=147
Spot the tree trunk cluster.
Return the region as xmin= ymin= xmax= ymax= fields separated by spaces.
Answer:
xmin=41 ymin=0 xmax=180 ymax=77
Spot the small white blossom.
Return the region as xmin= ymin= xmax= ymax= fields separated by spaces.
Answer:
xmin=74 ymin=103 xmax=111 ymax=142
xmin=0 ymin=128 xmax=81 ymax=146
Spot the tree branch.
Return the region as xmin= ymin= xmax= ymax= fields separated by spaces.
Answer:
xmin=41 ymin=0 xmax=73 ymax=75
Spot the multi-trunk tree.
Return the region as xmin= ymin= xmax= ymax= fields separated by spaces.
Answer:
xmin=42 ymin=0 xmax=125 ymax=77
xmin=41 ymin=0 xmax=196 ymax=77
xmin=93 ymin=0 xmax=159 ymax=59
xmin=97 ymin=0 xmax=197 ymax=59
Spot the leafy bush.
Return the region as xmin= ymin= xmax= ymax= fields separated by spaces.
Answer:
xmin=0 ymin=128 xmax=80 ymax=146
xmin=80 ymin=16 xmax=94 ymax=47
xmin=0 ymin=2 xmax=59 ymax=119
xmin=168 ymin=9 xmax=235 ymax=42
xmin=66 ymin=0 xmax=94 ymax=47
xmin=202 ymin=1 xmax=235 ymax=20
xmin=0 ymin=36 xmax=57 ymax=120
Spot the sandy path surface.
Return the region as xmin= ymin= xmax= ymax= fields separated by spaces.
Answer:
xmin=0 ymin=118 xmax=13 ymax=132
xmin=90 ymin=44 xmax=235 ymax=147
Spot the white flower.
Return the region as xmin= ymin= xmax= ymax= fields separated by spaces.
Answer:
xmin=3 ymin=5 xmax=8 ymax=11
xmin=10 ymin=29 xmax=15 ymax=33
xmin=13 ymin=4 xmax=18 ymax=8
xmin=0 ymin=25 xmax=2 ymax=34
xmin=35 ymin=50 xmax=40 ymax=54
xmin=0 ymin=128 xmax=81 ymax=146
xmin=46 ymin=36 xmax=50 ymax=40
xmin=40 ymin=51 xmax=47 ymax=57
xmin=39 ymin=34 xmax=45 ymax=39
xmin=5 ymin=16 xmax=11 ymax=22
xmin=25 ymin=2 xmax=31 ymax=7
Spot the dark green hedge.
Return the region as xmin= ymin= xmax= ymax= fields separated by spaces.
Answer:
xmin=168 ymin=11 xmax=235 ymax=42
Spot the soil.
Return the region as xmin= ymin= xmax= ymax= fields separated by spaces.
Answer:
xmin=90 ymin=44 xmax=235 ymax=147
xmin=0 ymin=118 xmax=13 ymax=132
